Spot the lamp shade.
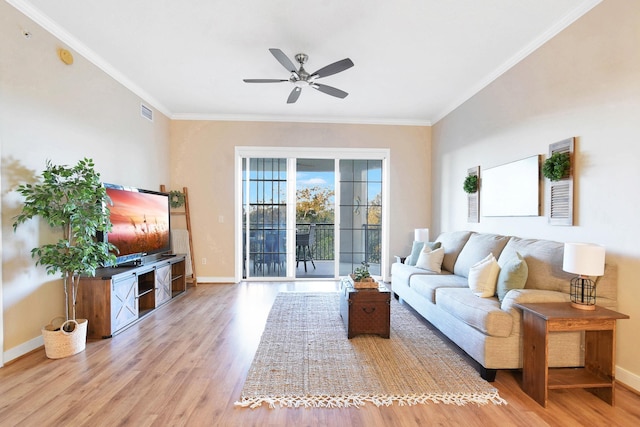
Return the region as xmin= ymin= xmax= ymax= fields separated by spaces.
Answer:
xmin=562 ymin=243 xmax=605 ymax=276
xmin=414 ymin=228 xmax=430 ymax=242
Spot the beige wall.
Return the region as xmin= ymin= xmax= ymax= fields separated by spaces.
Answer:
xmin=432 ymin=0 xmax=640 ymax=389
xmin=1 ymin=2 xmax=171 ymax=360
xmin=169 ymin=120 xmax=431 ymax=281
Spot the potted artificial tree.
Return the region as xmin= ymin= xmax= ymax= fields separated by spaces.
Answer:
xmin=13 ymin=158 xmax=116 ymax=359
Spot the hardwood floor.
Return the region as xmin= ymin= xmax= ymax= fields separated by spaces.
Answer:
xmin=1 ymin=282 xmax=639 ymax=426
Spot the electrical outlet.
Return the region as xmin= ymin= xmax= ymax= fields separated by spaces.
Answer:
xmin=202 ymin=258 xmax=207 ymax=265
xmin=218 ymin=215 xmax=224 ymax=223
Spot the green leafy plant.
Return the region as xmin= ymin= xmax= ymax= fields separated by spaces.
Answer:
xmin=463 ymin=174 xmax=478 ymax=194
xmin=353 ymin=261 xmax=371 ymax=281
xmin=169 ymin=190 xmax=185 ymax=208
xmin=13 ymin=158 xmax=117 ymax=327
xmin=542 ymin=152 xmax=570 ymax=181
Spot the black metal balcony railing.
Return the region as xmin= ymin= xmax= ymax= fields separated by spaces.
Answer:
xmin=300 ymin=223 xmax=334 ymax=260
xmin=296 ymin=223 xmax=380 ymax=263
xmin=244 ymin=223 xmax=380 ymax=263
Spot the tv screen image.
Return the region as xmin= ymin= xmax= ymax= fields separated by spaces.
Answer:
xmin=103 ymin=184 xmax=171 ymax=265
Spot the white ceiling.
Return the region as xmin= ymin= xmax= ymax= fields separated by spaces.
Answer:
xmin=10 ymin=0 xmax=601 ymax=125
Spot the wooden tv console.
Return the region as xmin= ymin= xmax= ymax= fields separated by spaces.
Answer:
xmin=77 ymin=254 xmax=187 ymax=339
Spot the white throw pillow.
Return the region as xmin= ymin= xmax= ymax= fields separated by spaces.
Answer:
xmin=415 ymin=246 xmax=445 ymax=273
xmin=468 ymin=253 xmax=500 ymax=298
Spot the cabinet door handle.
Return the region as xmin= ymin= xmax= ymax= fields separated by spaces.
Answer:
xmin=363 ymin=307 xmax=376 ymax=314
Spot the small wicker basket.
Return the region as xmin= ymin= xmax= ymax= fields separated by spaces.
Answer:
xmin=348 ymin=274 xmax=379 ymax=289
xmin=42 ymin=317 xmax=88 ymax=359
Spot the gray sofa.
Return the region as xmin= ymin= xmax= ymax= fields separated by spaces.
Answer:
xmin=391 ymin=231 xmax=617 ymax=381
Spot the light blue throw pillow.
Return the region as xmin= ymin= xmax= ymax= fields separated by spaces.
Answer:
xmin=407 ymin=241 xmax=425 ymax=266
xmin=496 ymin=252 xmax=528 ymax=301
xmin=407 ymin=241 xmax=442 ymax=266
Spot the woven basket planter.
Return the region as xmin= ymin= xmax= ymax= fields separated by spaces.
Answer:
xmin=42 ymin=317 xmax=88 ymax=359
xmin=348 ymin=274 xmax=378 ymax=289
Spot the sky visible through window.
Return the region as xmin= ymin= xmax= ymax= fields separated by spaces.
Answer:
xmin=296 ymin=171 xmax=333 ymax=190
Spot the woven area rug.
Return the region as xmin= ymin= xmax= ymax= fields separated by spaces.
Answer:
xmin=235 ymin=292 xmax=507 ymax=409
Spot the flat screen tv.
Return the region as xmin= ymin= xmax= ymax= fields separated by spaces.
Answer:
xmin=100 ymin=183 xmax=171 ymax=266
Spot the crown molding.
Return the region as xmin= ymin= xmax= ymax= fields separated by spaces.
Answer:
xmin=171 ymin=113 xmax=431 ymax=127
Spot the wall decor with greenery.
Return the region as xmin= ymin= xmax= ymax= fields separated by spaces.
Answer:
xmin=466 ymin=166 xmax=480 ymax=223
xmin=169 ymin=190 xmax=186 ymax=208
xmin=463 ymin=174 xmax=478 ymax=194
xmin=542 ymin=152 xmax=570 ymax=181
xmin=546 ymin=138 xmax=575 ymax=225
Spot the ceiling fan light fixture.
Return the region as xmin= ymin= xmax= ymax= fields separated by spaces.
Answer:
xmin=244 ymin=48 xmax=353 ymax=104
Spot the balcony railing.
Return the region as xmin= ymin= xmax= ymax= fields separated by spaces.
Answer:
xmin=296 ymin=223 xmax=380 ymax=263
xmin=244 ymin=223 xmax=380 ymax=267
xmin=297 ymin=223 xmax=334 ymax=260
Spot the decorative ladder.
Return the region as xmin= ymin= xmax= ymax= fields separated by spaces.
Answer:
xmin=161 ymin=185 xmax=197 ymax=286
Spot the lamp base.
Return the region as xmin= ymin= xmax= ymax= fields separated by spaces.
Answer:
xmin=570 ymin=276 xmax=596 ymax=310
xmin=570 ymin=301 xmax=596 ymax=311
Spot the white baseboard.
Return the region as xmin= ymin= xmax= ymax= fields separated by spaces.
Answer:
xmin=616 ymin=365 xmax=640 ymax=393
xmin=4 ymin=335 xmax=43 ymax=364
xmin=196 ymin=276 xmax=237 ymax=284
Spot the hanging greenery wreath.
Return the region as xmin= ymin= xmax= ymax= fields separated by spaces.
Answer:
xmin=463 ymin=174 xmax=478 ymax=194
xmin=169 ymin=190 xmax=185 ymax=208
xmin=542 ymin=152 xmax=570 ymax=181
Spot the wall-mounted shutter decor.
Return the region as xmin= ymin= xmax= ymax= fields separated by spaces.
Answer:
xmin=547 ymin=138 xmax=574 ymax=225
xmin=467 ymin=166 xmax=480 ymax=223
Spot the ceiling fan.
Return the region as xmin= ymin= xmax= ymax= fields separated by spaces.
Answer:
xmin=243 ymin=48 xmax=354 ymax=104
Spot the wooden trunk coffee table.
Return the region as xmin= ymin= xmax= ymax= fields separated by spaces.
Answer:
xmin=339 ymin=279 xmax=390 ymax=339
xmin=516 ymin=302 xmax=628 ymax=408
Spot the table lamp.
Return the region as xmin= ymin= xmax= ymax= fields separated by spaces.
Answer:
xmin=562 ymin=242 xmax=605 ymax=310
xmin=414 ymin=228 xmax=429 ymax=243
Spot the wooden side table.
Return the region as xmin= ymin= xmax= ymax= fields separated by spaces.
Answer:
xmin=516 ymin=302 xmax=628 ymax=407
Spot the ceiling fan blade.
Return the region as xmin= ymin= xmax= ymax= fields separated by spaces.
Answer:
xmin=243 ymin=79 xmax=288 ymax=83
xmin=312 ymin=83 xmax=348 ymax=99
xmin=311 ymin=58 xmax=354 ymax=79
xmin=287 ymin=87 xmax=302 ymax=104
xmin=269 ymin=48 xmax=297 ymax=73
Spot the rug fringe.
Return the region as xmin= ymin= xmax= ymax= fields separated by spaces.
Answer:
xmin=234 ymin=392 xmax=507 ymax=409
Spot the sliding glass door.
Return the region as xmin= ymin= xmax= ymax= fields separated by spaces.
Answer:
xmin=338 ymin=160 xmax=382 ymax=277
xmin=243 ymin=158 xmax=288 ymax=278
xmin=295 ymin=159 xmax=335 ymax=278
xmin=237 ymin=148 xmax=389 ymax=281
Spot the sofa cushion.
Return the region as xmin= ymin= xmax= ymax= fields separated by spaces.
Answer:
xmin=468 ymin=253 xmax=500 ymax=297
xmin=435 ymin=231 xmax=473 ymax=273
xmin=496 ymin=252 xmax=528 ymax=301
xmin=407 ymin=241 xmax=441 ymax=266
xmin=415 ymin=246 xmax=445 ymax=273
xmin=498 ymin=237 xmax=572 ymax=293
xmin=453 ymin=233 xmax=510 ymax=278
xmin=436 ymin=288 xmax=514 ymax=338
xmin=410 ymin=273 xmax=467 ymax=304
xmin=391 ymin=263 xmax=435 ymax=289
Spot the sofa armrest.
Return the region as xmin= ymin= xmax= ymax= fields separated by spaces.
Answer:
xmin=501 ymin=289 xmax=570 ymax=312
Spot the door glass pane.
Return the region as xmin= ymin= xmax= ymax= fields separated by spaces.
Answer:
xmin=244 ymin=158 xmax=287 ymax=278
xmin=339 ymin=159 xmax=382 ymax=276
xmin=295 ymin=159 xmax=335 ymax=278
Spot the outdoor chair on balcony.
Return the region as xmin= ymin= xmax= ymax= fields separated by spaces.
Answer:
xmin=264 ymin=231 xmax=285 ymax=275
xmin=296 ymin=224 xmax=316 ymax=272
